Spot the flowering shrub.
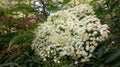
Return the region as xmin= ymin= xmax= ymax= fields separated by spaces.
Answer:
xmin=32 ymin=4 xmax=109 ymax=63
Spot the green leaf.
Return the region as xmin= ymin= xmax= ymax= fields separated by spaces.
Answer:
xmin=0 ymin=27 xmax=10 ymax=32
xmin=63 ymin=0 xmax=71 ymax=5
xmin=8 ymin=31 xmax=34 ymax=50
xmin=0 ymin=10 xmax=4 ymax=16
xmin=0 ymin=62 xmax=19 ymax=67
xmin=112 ymin=61 xmax=120 ymax=67
xmin=7 ymin=4 xmax=37 ymax=14
xmin=29 ymin=22 xmax=38 ymax=30
xmin=97 ymin=46 xmax=105 ymax=58
xmin=49 ymin=5 xmax=59 ymax=11
xmin=104 ymin=50 xmax=120 ymax=63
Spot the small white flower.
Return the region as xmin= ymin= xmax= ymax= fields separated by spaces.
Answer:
xmin=32 ymin=4 xmax=109 ymax=63
xmin=53 ymin=59 xmax=58 ymax=63
xmin=75 ymin=61 xmax=78 ymax=64
xmin=43 ymin=58 xmax=46 ymax=61
xmin=86 ymin=45 xmax=89 ymax=51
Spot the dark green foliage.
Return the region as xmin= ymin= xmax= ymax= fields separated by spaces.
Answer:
xmin=89 ymin=1 xmax=120 ymax=66
xmin=0 ymin=45 xmax=40 ymax=67
xmin=0 ymin=1 xmax=40 ymax=67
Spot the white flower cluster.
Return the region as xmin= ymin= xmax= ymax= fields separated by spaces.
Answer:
xmin=0 ymin=0 xmax=34 ymax=9
xmin=32 ymin=4 xmax=109 ymax=63
xmin=12 ymin=12 xmax=26 ymax=18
